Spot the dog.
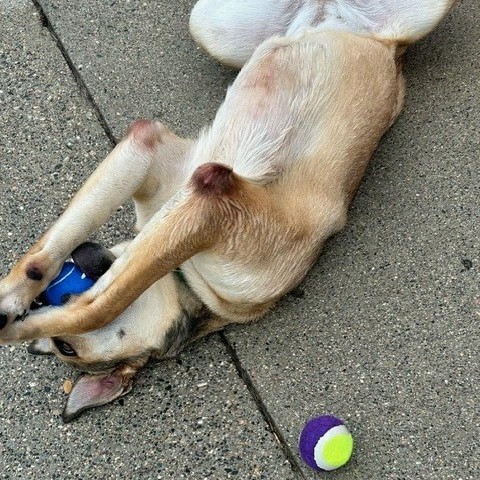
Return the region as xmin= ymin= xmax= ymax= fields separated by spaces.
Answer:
xmin=0 ymin=0 xmax=456 ymax=421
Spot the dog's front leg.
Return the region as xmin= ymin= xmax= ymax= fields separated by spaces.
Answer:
xmin=0 ymin=163 xmax=243 ymax=342
xmin=0 ymin=120 xmax=189 ymax=329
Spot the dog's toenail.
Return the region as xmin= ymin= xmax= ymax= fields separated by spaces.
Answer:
xmin=26 ymin=265 xmax=44 ymax=281
xmin=0 ymin=313 xmax=8 ymax=329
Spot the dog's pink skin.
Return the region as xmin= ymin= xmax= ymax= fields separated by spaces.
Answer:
xmin=192 ymin=163 xmax=235 ymax=196
xmin=126 ymin=119 xmax=162 ymax=150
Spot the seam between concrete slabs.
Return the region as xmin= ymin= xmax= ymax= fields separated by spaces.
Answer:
xmin=31 ymin=0 xmax=118 ymax=146
xmin=220 ymin=333 xmax=307 ymax=479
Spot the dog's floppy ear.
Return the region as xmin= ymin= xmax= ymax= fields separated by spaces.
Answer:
xmin=62 ymin=368 xmax=135 ymax=423
xmin=71 ymin=242 xmax=116 ymax=280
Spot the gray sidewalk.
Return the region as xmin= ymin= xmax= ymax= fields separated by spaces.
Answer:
xmin=0 ymin=1 xmax=478 ymax=479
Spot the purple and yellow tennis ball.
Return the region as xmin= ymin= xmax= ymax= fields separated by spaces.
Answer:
xmin=299 ymin=415 xmax=353 ymax=471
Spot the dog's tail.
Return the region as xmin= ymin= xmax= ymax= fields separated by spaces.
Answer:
xmin=319 ymin=0 xmax=457 ymax=44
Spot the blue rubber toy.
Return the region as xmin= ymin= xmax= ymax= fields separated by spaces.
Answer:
xmin=43 ymin=261 xmax=95 ymax=306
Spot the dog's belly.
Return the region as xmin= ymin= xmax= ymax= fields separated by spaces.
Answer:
xmin=183 ymin=255 xmax=275 ymax=305
xmin=181 ymin=253 xmax=296 ymax=311
xmin=180 ymin=240 xmax=317 ymax=321
xmin=188 ymin=29 xmax=396 ymax=194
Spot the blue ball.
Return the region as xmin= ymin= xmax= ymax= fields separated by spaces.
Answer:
xmin=43 ymin=262 xmax=95 ymax=306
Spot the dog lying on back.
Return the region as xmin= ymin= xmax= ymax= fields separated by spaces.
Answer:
xmin=0 ymin=0 xmax=456 ymax=421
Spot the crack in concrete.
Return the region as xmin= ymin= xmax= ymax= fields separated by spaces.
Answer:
xmin=31 ymin=0 xmax=118 ymax=147
xmin=219 ymin=332 xmax=307 ymax=480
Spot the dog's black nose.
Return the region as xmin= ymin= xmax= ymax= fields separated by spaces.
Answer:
xmin=0 ymin=313 xmax=8 ymax=330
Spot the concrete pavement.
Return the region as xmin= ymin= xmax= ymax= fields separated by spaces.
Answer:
xmin=0 ymin=1 xmax=478 ymax=479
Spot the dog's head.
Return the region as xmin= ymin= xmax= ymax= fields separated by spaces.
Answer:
xmin=27 ymin=241 xmax=206 ymax=422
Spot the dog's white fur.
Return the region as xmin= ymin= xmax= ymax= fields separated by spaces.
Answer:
xmin=190 ymin=0 xmax=455 ymax=68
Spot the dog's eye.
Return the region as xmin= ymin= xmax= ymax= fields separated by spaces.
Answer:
xmin=53 ymin=338 xmax=77 ymax=357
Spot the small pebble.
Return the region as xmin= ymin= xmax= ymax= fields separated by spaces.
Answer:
xmin=462 ymin=259 xmax=473 ymax=270
xmin=63 ymin=380 xmax=73 ymax=394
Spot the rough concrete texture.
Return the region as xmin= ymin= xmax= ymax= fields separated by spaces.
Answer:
xmin=40 ymin=0 xmax=236 ymax=140
xmin=0 ymin=0 xmax=478 ymax=479
xmin=0 ymin=3 xmax=296 ymax=479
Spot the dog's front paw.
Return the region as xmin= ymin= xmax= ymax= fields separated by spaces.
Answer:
xmin=0 ymin=318 xmax=27 ymax=344
xmin=0 ymin=253 xmax=62 ymax=334
xmin=0 ymin=306 xmax=53 ymax=344
xmin=0 ymin=278 xmax=32 ymax=334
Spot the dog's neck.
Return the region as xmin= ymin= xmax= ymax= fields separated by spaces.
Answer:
xmin=151 ymin=268 xmax=210 ymax=359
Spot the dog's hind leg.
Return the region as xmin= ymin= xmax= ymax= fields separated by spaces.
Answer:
xmin=189 ymin=0 xmax=323 ymax=68
xmin=0 ymin=120 xmax=191 ymax=327
xmin=313 ymin=0 xmax=457 ymax=44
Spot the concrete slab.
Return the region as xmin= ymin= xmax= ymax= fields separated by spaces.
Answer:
xmin=0 ymin=3 xmax=297 ymax=479
xmin=0 ymin=338 xmax=296 ymax=480
xmin=5 ymin=0 xmax=479 ymax=479
xmin=40 ymin=0 xmax=236 ymax=140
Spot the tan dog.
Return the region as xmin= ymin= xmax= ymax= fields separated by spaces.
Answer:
xmin=0 ymin=0 xmax=456 ymax=421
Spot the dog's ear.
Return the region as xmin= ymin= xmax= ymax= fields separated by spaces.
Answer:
xmin=71 ymin=242 xmax=116 ymax=280
xmin=62 ymin=369 xmax=134 ymax=423
xmin=27 ymin=338 xmax=54 ymax=355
